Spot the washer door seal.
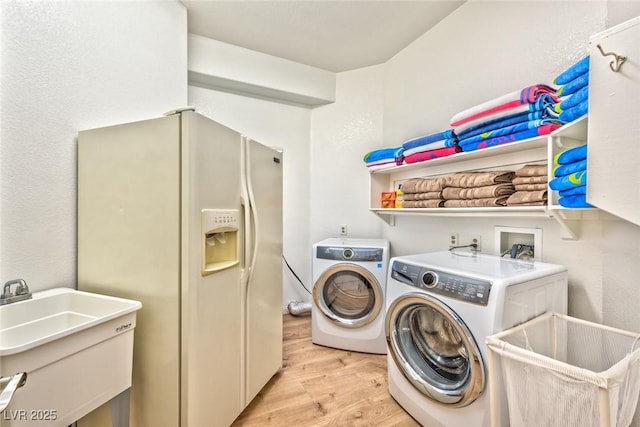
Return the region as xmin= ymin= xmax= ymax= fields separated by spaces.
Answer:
xmin=313 ymin=263 xmax=383 ymax=328
xmin=385 ymin=292 xmax=485 ymax=407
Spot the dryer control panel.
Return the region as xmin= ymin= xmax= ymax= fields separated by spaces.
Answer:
xmin=391 ymin=261 xmax=492 ymax=306
xmin=316 ymin=246 xmax=384 ymax=262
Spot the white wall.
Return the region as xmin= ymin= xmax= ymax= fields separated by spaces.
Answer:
xmin=0 ymin=0 xmax=187 ymax=292
xmin=320 ymin=1 xmax=640 ymax=327
xmin=188 ymin=86 xmax=312 ymax=309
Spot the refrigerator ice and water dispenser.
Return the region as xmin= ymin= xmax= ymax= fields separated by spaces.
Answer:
xmin=202 ymin=209 xmax=240 ymax=275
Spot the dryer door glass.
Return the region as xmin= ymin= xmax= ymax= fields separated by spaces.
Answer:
xmin=386 ymin=294 xmax=485 ymax=407
xmin=313 ymin=264 xmax=383 ymax=328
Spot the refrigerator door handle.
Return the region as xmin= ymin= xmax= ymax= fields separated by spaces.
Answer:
xmin=245 ymin=138 xmax=260 ymax=290
xmin=240 ymin=136 xmax=251 ymax=288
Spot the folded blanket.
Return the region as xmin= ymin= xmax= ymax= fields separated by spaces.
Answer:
xmin=443 ymin=183 xmax=515 ymax=200
xmin=451 ymin=84 xmax=558 ymax=127
xmin=515 ymin=183 xmax=548 ymax=191
xmin=554 ymin=56 xmax=590 ymax=85
xmin=506 ymin=190 xmax=547 ymax=206
xmin=457 ymin=119 xmax=561 ymax=147
xmin=559 ymin=185 xmax=586 ymax=197
xmin=402 ymin=177 xmax=446 ymax=193
xmin=403 ymin=191 xmax=443 ymax=201
xmin=553 ymin=159 xmax=587 ymax=177
xmin=512 ymin=175 xmax=548 ymax=185
xmin=516 ymin=164 xmax=547 ymax=177
xmin=363 ymin=146 xmax=404 ymax=164
xmin=557 ymin=73 xmax=589 ymax=97
xmin=455 ymin=107 xmax=561 ymax=139
xmin=444 ymin=197 xmax=509 ymax=207
xmin=460 ymin=124 xmax=561 ymax=152
xmin=401 ymin=130 xmax=457 ymax=149
xmin=549 ymin=170 xmax=587 ymax=191
xmin=445 ymin=171 xmax=515 ymax=188
xmin=403 ymin=199 xmax=445 ymax=208
xmin=404 ymin=146 xmax=461 ymax=164
xmin=559 ymin=194 xmax=594 ymax=208
xmin=555 ymin=85 xmax=588 ymax=112
xmin=404 ymin=140 xmax=451 ymax=156
xmin=558 ymin=100 xmax=588 ymax=123
xmin=454 ymin=95 xmax=559 ymax=135
xmin=554 ymin=144 xmax=587 ymax=165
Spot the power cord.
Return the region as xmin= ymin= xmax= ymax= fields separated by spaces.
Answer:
xmin=449 ymin=243 xmax=479 ymax=257
xmin=282 ymin=255 xmax=311 ymax=295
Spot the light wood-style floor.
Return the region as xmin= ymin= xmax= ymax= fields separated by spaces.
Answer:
xmin=231 ymin=314 xmax=420 ymax=426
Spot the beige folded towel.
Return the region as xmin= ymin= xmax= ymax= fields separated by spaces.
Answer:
xmin=514 ymin=183 xmax=548 ymax=191
xmin=515 ymin=164 xmax=547 ymax=177
xmin=445 ymin=171 xmax=515 ymax=188
xmin=443 ymin=183 xmax=515 ymax=200
xmin=512 ymin=175 xmax=548 ymax=185
xmin=403 ymin=199 xmax=446 ymax=208
xmin=506 ymin=190 xmax=548 ymax=206
xmin=401 ymin=177 xmax=446 ymax=193
xmin=403 ymin=191 xmax=443 ymax=201
xmin=444 ymin=197 xmax=509 ymax=207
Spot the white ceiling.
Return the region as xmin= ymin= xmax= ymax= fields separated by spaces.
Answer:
xmin=182 ymin=1 xmax=465 ymax=73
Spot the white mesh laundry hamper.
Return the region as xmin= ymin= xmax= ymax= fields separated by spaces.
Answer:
xmin=486 ymin=312 xmax=640 ymax=427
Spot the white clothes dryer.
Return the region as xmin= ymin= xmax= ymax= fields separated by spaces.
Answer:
xmin=312 ymin=238 xmax=390 ymax=354
xmin=385 ymin=251 xmax=568 ymax=427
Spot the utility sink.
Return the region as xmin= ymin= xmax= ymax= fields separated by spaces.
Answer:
xmin=0 ymin=288 xmax=141 ymax=426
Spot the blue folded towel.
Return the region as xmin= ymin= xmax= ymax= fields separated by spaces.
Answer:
xmin=363 ymin=147 xmax=403 ymax=164
xmin=456 ymin=108 xmax=561 ymax=140
xmin=559 ymin=194 xmax=594 ymax=208
xmin=549 ymin=170 xmax=587 ymax=191
xmin=553 ymin=159 xmax=587 ymax=177
xmin=558 ymin=100 xmax=588 ymax=123
xmin=559 ymin=185 xmax=586 ymax=197
xmin=402 ymin=130 xmax=457 ymax=149
xmin=458 ymin=119 xmax=561 ymax=147
xmin=554 ymin=56 xmax=590 ymax=85
xmin=554 ymin=144 xmax=587 ymax=165
xmin=557 ymin=73 xmax=589 ymax=97
xmin=556 ymin=86 xmax=588 ymax=112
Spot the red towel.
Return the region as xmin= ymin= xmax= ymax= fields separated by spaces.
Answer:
xmin=404 ymin=146 xmax=461 ymax=164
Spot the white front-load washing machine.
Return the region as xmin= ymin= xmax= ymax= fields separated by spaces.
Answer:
xmin=385 ymin=251 xmax=568 ymax=427
xmin=312 ymin=238 xmax=389 ymax=354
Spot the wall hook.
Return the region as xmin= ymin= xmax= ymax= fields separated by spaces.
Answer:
xmin=596 ymin=44 xmax=627 ymax=72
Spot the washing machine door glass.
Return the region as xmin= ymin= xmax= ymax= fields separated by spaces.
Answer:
xmin=386 ymin=293 xmax=485 ymax=407
xmin=313 ymin=263 xmax=383 ymax=328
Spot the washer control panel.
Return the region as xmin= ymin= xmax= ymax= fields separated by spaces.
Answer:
xmin=391 ymin=260 xmax=492 ymax=306
xmin=316 ymin=246 xmax=384 ymax=262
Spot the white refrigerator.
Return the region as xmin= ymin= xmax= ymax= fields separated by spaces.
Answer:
xmin=77 ymin=111 xmax=283 ymax=427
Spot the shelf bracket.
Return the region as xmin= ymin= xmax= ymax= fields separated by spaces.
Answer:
xmin=549 ymin=211 xmax=580 ymax=240
xmin=376 ymin=212 xmax=396 ymax=226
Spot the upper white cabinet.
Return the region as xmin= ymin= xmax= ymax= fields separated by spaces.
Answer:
xmin=587 ymin=16 xmax=640 ymax=227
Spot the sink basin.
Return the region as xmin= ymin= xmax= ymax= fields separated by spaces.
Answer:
xmin=0 ymin=288 xmax=141 ymax=356
xmin=0 ymin=287 xmax=141 ymax=426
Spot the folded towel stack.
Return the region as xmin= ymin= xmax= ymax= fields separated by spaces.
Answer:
xmin=549 ymin=144 xmax=593 ymax=208
xmin=450 ymin=84 xmax=562 ymax=153
xmin=363 ymin=146 xmax=404 ymax=171
xmin=401 ymin=177 xmax=447 ymax=208
xmin=442 ymin=170 xmax=516 ymax=207
xmin=506 ymin=164 xmax=548 ymax=206
xmin=401 ymin=129 xmax=460 ymax=164
xmin=554 ymin=56 xmax=590 ymax=123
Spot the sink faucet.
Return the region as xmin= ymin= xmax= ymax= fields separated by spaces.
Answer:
xmin=0 ymin=279 xmax=32 ymax=306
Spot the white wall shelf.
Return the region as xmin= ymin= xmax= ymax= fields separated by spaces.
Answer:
xmin=368 ymin=115 xmax=596 ymax=239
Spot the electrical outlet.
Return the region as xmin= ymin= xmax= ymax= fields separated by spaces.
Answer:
xmin=470 ymin=235 xmax=482 ymax=252
xmin=339 ymin=224 xmax=348 ymax=236
xmin=449 ymin=232 xmax=458 ymax=248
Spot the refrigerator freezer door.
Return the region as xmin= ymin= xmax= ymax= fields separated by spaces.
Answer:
xmin=78 ymin=115 xmax=182 ymax=427
xmin=181 ymin=112 xmax=243 ymax=427
xmin=243 ymin=138 xmax=283 ymax=405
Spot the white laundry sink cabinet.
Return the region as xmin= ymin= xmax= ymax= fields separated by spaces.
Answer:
xmin=0 ymin=288 xmax=141 ymax=427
